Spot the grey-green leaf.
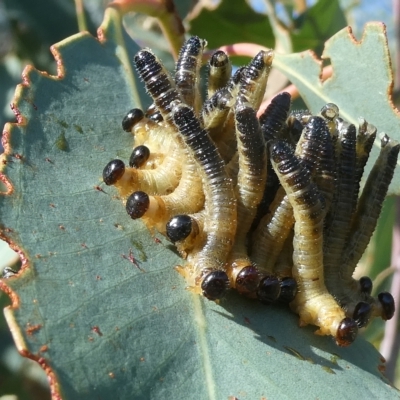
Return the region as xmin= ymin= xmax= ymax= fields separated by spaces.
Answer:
xmin=275 ymin=22 xmax=400 ymax=195
xmin=0 ymin=9 xmax=398 ymax=400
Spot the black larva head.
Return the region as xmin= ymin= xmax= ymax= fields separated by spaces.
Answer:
xmin=149 ymin=111 xmax=163 ymax=123
xmin=235 ymin=266 xmax=259 ymax=295
xmin=378 ymin=292 xmax=395 ymax=320
xmin=353 ymin=301 xmax=372 ymax=328
xmin=103 ymin=159 xmax=125 ymax=185
xmin=278 ymin=277 xmax=297 ymax=303
xmin=122 ymin=108 xmax=145 ymax=132
xmin=126 ymin=191 xmax=150 ymax=219
xmin=257 ymin=275 xmax=281 ymax=304
xmin=335 ymin=317 xmax=358 ymax=347
xmin=269 ymin=140 xmax=291 ymax=165
xmin=201 ymin=271 xmax=229 ymax=300
xmin=359 ymin=276 xmax=373 ymax=295
xmin=166 ymin=215 xmax=192 ymax=243
xmin=209 ymin=50 xmax=229 ymax=68
xmin=129 ymin=145 xmax=150 ymax=168
xmin=146 ymin=104 xmax=163 ymax=123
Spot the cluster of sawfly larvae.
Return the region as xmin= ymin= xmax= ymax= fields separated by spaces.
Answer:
xmin=101 ymin=36 xmax=399 ymax=347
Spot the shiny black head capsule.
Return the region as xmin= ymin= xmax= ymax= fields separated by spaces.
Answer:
xmin=201 ymin=271 xmax=229 ymax=300
xmin=122 ymin=108 xmax=145 ymax=132
xmin=353 ymin=301 xmax=372 ymax=328
xmin=235 ymin=266 xmax=259 ymax=295
xmin=257 ymin=276 xmax=281 ymax=304
xmin=378 ymin=292 xmax=395 ymax=320
xmin=336 ymin=317 xmax=358 ymax=347
xmin=103 ymin=159 xmax=125 ymax=185
xmin=146 ymin=104 xmax=163 ymax=123
xmin=209 ymin=50 xmax=229 ymax=68
xmin=278 ymin=277 xmax=297 ymax=303
xmin=166 ymin=215 xmax=192 ymax=243
xmin=129 ymin=145 xmax=150 ymax=168
xmin=149 ymin=111 xmax=163 ymax=123
xmin=359 ymin=276 xmax=373 ymax=295
xmin=126 ymin=191 xmax=150 ymax=219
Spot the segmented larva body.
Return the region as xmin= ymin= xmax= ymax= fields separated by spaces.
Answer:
xmin=251 ymin=186 xmax=293 ymax=275
xmin=323 ymin=121 xmax=357 ymax=291
xmin=135 ymin=49 xmax=181 ymax=123
xmin=104 ymin=110 xmax=183 ymax=197
xmin=207 ymin=68 xmax=244 ymax=164
xmin=336 ymin=135 xmax=399 ymax=321
xmin=239 ymin=50 xmax=274 ymax=110
xmin=123 ymin=48 xmax=205 ymax=233
xmin=101 ymin=36 xmax=398 ymax=346
xmin=175 ymin=36 xmax=206 ymax=113
xmin=253 ymin=92 xmax=292 ymax=228
xmin=259 ymin=91 xmax=292 ymax=143
xmin=270 ymin=140 xmax=358 ymax=346
xmin=312 ymin=118 xmax=335 ymax=214
xmin=207 ymin=50 xmax=232 ymax=98
xmin=171 ymin=103 xmax=236 ymax=299
xmin=201 ymin=88 xmax=233 ymax=161
xmin=251 ymin=117 xmax=329 ymax=276
xmin=227 ymin=96 xmax=267 ymax=294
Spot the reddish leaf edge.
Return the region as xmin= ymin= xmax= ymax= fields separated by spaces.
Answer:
xmin=0 ymin=16 xmax=398 ymax=400
xmin=0 ymin=11 xmax=131 ymax=400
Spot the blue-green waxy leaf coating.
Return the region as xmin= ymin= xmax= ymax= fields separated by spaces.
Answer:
xmin=275 ymin=22 xmax=400 ymax=195
xmin=0 ymin=9 xmax=399 ymax=400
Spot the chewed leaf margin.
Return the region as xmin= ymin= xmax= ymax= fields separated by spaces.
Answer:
xmin=274 ymin=22 xmax=400 ymax=194
xmin=0 ymin=8 xmax=399 ymax=400
xmin=0 ymin=7 xmax=146 ymax=399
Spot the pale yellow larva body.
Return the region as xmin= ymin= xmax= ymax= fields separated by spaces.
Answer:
xmin=270 ymin=140 xmax=357 ymax=345
xmin=172 ymin=102 xmax=237 ymax=299
xmin=227 ymin=97 xmax=267 ymax=292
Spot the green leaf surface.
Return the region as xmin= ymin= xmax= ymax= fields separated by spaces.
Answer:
xmin=275 ymin=22 xmax=400 ymax=195
xmin=188 ymin=0 xmax=346 ymax=55
xmin=187 ymin=0 xmax=275 ymax=50
xmin=291 ymin=0 xmax=347 ymax=54
xmin=0 ymin=8 xmax=399 ymax=400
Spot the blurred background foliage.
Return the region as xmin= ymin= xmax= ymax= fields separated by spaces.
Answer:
xmin=0 ymin=0 xmax=398 ymax=398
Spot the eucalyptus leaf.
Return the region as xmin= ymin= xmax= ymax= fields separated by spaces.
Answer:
xmin=0 ymin=8 xmax=399 ymax=400
xmin=275 ymin=22 xmax=400 ymax=195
